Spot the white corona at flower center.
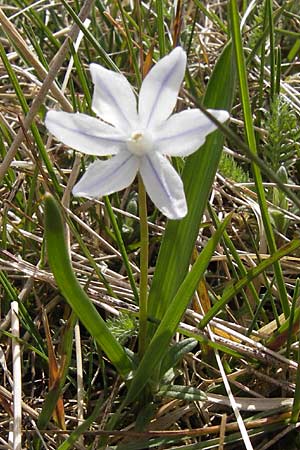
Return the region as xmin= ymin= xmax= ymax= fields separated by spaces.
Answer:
xmin=126 ymin=130 xmax=154 ymax=156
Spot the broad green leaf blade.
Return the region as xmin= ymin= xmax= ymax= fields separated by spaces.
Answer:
xmin=124 ymin=216 xmax=230 ymax=405
xmin=44 ymin=193 xmax=132 ymax=378
xmin=147 ymin=42 xmax=236 ymax=334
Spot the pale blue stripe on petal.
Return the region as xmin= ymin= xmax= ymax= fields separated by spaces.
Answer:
xmin=73 ymin=152 xmax=139 ymax=198
xmin=140 ymin=153 xmax=187 ymax=219
xmin=154 ymin=109 xmax=229 ymax=157
xmin=138 ymin=47 xmax=187 ymax=129
xmin=45 ymin=111 xmax=126 ymax=156
xmin=90 ymin=64 xmax=138 ymax=131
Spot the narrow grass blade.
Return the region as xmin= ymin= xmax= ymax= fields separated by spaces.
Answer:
xmin=287 ymin=279 xmax=300 ymax=355
xmin=156 ymin=0 xmax=166 ymax=57
xmin=0 ymin=40 xmax=62 ymax=194
xmin=199 ymin=239 xmax=300 ymax=329
xmin=124 ymin=215 xmax=230 ymax=405
xmin=147 ymin=42 xmax=236 ymax=334
xmin=36 ymin=312 xmax=76 ymax=433
xmin=56 ymin=398 xmax=104 ymax=450
xmin=229 ymin=0 xmax=290 ymax=318
xmin=22 ymin=22 xmax=49 ymax=69
xmin=104 ymin=197 xmax=139 ymax=304
xmin=0 ymin=271 xmax=47 ymax=355
xmin=209 ymin=206 xmax=261 ymax=320
xmin=267 ymin=0 xmax=276 ymax=102
xmin=193 ymin=0 xmax=227 ymax=33
xmin=116 ymin=0 xmax=141 ymax=86
xmin=69 ymin=41 xmax=92 ymax=109
xmin=44 ymin=193 xmax=132 ymax=378
xmin=291 ymin=334 xmax=300 ymax=423
xmin=178 ymin=328 xmax=241 ymax=358
xmin=11 ymin=301 xmax=22 ymax=450
xmin=61 ymin=0 xmax=119 ymax=71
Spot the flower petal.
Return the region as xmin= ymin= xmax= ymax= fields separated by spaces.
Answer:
xmin=154 ymin=109 xmax=230 ymax=156
xmin=72 ymin=152 xmax=139 ymax=198
xmin=140 ymin=153 xmax=187 ymax=219
xmin=138 ymin=47 xmax=187 ymax=128
xmin=45 ymin=111 xmax=127 ymax=156
xmin=90 ymin=63 xmax=138 ymax=131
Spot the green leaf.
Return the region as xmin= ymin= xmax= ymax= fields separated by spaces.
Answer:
xmin=147 ymin=42 xmax=236 ymax=337
xmin=44 ymin=193 xmax=132 ymax=378
xmin=156 ymin=0 xmax=166 ymax=57
xmin=159 ymin=338 xmax=197 ymax=380
xmin=157 ymin=384 xmax=207 ymax=402
xmin=124 ymin=215 xmax=231 ymax=405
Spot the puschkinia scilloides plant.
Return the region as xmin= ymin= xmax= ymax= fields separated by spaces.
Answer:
xmin=44 ymin=47 xmax=229 ymax=419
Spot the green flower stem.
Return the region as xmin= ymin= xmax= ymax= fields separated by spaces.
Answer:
xmin=138 ymin=174 xmax=149 ymax=358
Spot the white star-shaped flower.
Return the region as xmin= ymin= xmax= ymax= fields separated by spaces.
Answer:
xmin=45 ymin=47 xmax=229 ymax=219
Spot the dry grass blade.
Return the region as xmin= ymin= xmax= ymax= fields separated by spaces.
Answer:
xmin=0 ymin=7 xmax=72 ymax=111
xmin=42 ymin=308 xmax=66 ymax=430
xmin=11 ymin=301 xmax=21 ymax=450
